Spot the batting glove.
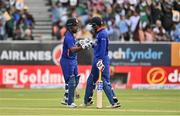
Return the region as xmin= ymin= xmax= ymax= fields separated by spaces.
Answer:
xmin=78 ymin=39 xmax=93 ymax=49
xmin=96 ymin=59 xmax=105 ymax=71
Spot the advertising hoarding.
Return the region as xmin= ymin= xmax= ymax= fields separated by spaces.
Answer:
xmin=0 ymin=65 xmax=91 ymax=88
xmin=0 ymin=42 xmax=171 ymax=66
xmin=0 ymin=65 xmax=142 ymax=89
xmin=142 ymin=67 xmax=180 ymax=84
xmin=109 ymin=43 xmax=171 ymax=66
xmin=171 ymin=43 xmax=180 ymax=66
xmin=0 ymin=42 xmax=92 ymax=65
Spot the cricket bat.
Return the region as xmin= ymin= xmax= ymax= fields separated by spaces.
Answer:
xmin=96 ymin=70 xmax=103 ymax=108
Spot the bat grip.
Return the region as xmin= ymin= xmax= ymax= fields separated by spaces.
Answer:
xmin=98 ymin=70 xmax=102 ymax=81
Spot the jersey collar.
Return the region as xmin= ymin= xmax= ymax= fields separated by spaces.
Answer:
xmin=97 ymin=27 xmax=105 ymax=32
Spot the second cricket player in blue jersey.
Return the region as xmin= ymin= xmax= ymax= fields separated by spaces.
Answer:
xmin=83 ymin=17 xmax=121 ymax=108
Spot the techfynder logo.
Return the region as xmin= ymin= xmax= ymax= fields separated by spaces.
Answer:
xmin=108 ymin=48 xmax=163 ymax=62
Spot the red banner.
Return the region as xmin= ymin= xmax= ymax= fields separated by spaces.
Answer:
xmin=0 ymin=65 xmax=142 ymax=89
xmin=0 ymin=65 xmax=91 ymax=88
xmin=2 ymin=65 xmax=179 ymax=89
xmin=142 ymin=67 xmax=180 ymax=84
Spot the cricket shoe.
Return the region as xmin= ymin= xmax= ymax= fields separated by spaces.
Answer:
xmin=61 ymin=100 xmax=67 ymax=105
xmin=113 ymin=97 xmax=120 ymax=105
xmin=79 ymin=100 xmax=94 ymax=107
xmin=106 ymin=103 xmax=121 ymax=108
xmin=67 ymin=103 xmax=77 ymax=108
xmin=87 ymin=100 xmax=94 ymax=106
xmin=111 ymin=103 xmax=121 ymax=108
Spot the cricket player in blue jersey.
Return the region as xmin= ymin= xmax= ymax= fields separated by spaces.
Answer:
xmin=83 ymin=17 xmax=121 ymax=108
xmin=60 ymin=17 xmax=92 ymax=108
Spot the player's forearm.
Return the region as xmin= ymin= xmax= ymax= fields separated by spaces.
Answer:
xmin=69 ymin=46 xmax=82 ymax=53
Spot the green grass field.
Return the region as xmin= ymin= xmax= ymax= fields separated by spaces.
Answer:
xmin=0 ymin=89 xmax=180 ymax=116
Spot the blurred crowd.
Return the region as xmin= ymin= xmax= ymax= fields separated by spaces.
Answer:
xmin=0 ymin=0 xmax=35 ymax=40
xmin=0 ymin=0 xmax=179 ymax=42
xmin=49 ymin=0 xmax=180 ymax=42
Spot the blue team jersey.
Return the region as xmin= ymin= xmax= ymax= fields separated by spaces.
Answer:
xmin=61 ymin=31 xmax=77 ymax=60
xmin=93 ymin=28 xmax=109 ymax=59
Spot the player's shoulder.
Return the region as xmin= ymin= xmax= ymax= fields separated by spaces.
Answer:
xmin=64 ymin=31 xmax=74 ymax=41
xmin=65 ymin=31 xmax=72 ymax=37
xmin=97 ymin=29 xmax=108 ymax=39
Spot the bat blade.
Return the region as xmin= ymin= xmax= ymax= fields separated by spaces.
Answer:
xmin=96 ymin=70 xmax=103 ymax=108
xmin=96 ymin=80 xmax=103 ymax=108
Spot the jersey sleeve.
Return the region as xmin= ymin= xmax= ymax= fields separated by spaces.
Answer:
xmin=65 ymin=36 xmax=75 ymax=49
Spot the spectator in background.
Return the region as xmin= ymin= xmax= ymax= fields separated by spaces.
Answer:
xmin=106 ymin=18 xmax=120 ymax=41
xmin=171 ymin=3 xmax=180 ymax=42
xmin=0 ymin=0 xmax=35 ymax=40
xmin=5 ymin=6 xmax=16 ymax=38
xmin=161 ymin=0 xmax=173 ymax=35
xmin=59 ymin=26 xmax=67 ymax=41
xmin=1 ymin=0 xmax=179 ymax=41
xmin=22 ymin=6 xmax=34 ymax=40
xmin=144 ymin=24 xmax=154 ymax=42
xmin=118 ymin=15 xmax=129 ymax=41
xmin=51 ymin=2 xmax=61 ymax=24
xmin=14 ymin=13 xmax=33 ymax=40
xmin=0 ymin=12 xmax=6 ymax=40
xmin=106 ymin=20 xmax=114 ymax=40
xmin=48 ymin=0 xmax=180 ymax=42
xmin=75 ymin=2 xmax=89 ymax=26
xmin=51 ymin=2 xmax=62 ymax=40
xmin=91 ymin=6 xmax=102 ymax=18
xmin=150 ymin=0 xmax=163 ymax=24
xmin=52 ymin=20 xmax=62 ymax=40
xmin=51 ymin=1 xmax=68 ymax=40
xmin=153 ymin=20 xmax=169 ymax=41
xmin=12 ymin=9 xmax=21 ymax=25
xmin=136 ymin=0 xmax=150 ymax=29
xmin=128 ymin=9 xmax=140 ymax=41
xmin=171 ymin=23 xmax=180 ymax=42
xmin=113 ymin=3 xmax=125 ymax=26
xmin=23 ymin=6 xmax=35 ymax=29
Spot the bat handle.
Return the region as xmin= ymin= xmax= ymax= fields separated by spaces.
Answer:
xmin=98 ymin=69 xmax=102 ymax=81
